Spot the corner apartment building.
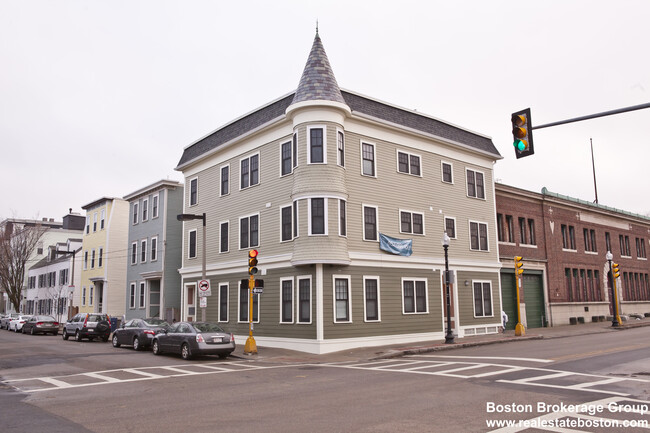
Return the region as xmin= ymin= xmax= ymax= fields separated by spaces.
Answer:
xmin=174 ymin=32 xmax=503 ymax=353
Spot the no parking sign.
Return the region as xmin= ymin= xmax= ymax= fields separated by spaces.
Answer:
xmin=198 ymin=279 xmax=211 ymax=297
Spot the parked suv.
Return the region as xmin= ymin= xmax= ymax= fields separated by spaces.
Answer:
xmin=62 ymin=313 xmax=111 ymax=342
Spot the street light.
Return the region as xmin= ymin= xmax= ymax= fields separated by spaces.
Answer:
xmin=605 ymin=251 xmax=621 ymax=327
xmin=442 ymin=233 xmax=455 ymax=344
xmin=177 ymin=213 xmax=207 ymax=321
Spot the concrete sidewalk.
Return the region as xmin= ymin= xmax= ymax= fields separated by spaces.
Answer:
xmin=231 ymin=317 xmax=650 ymax=364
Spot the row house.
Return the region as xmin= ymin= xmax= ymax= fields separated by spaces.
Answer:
xmin=496 ymin=183 xmax=650 ymax=328
xmin=174 ymin=32 xmax=504 ymax=353
xmin=123 ymin=180 xmax=184 ymax=323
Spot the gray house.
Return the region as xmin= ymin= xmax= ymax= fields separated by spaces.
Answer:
xmin=174 ymin=32 xmax=503 ymax=353
xmin=123 ymin=180 xmax=184 ymax=322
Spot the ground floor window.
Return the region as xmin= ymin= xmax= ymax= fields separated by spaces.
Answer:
xmin=297 ymin=277 xmax=311 ymax=323
xmin=281 ymin=278 xmax=293 ymax=323
xmin=333 ymin=276 xmax=351 ymax=322
xmin=219 ymin=283 xmax=228 ymax=322
xmin=239 ymin=280 xmax=259 ymax=322
xmin=402 ymin=279 xmax=427 ymax=314
xmin=473 ymin=281 xmax=493 ymax=317
xmin=364 ymin=277 xmax=380 ymax=321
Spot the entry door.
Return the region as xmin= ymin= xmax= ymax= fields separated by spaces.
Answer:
xmin=185 ymin=284 xmax=196 ymax=322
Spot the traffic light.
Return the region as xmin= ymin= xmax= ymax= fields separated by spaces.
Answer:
xmin=254 ymin=279 xmax=264 ymax=288
xmin=612 ymin=263 xmax=620 ymax=279
xmin=248 ymin=249 xmax=259 ymax=275
xmin=511 ymin=108 xmax=534 ymax=159
xmin=514 ymin=256 xmax=524 ymax=275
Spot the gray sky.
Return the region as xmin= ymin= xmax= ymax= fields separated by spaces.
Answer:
xmin=1 ymin=0 xmax=649 ymax=221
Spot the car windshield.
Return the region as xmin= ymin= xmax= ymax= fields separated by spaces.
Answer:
xmin=193 ymin=323 xmax=225 ymax=333
xmin=87 ymin=314 xmax=106 ymax=322
xmin=143 ymin=318 xmax=170 ymax=327
xmin=37 ymin=316 xmax=55 ymax=321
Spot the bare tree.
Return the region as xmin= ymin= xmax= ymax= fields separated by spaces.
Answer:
xmin=0 ymin=222 xmax=47 ymax=312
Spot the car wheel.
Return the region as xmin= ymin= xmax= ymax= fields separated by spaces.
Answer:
xmin=74 ymin=330 xmax=82 ymax=342
xmin=152 ymin=340 xmax=161 ymax=355
xmin=30 ymin=327 xmax=35 ymax=335
xmin=62 ymin=329 xmax=69 ymax=340
xmin=53 ymin=331 xmax=58 ymax=336
xmin=181 ymin=343 xmax=192 ymax=360
xmin=133 ymin=337 xmax=141 ymax=351
xmin=101 ymin=336 xmax=109 ymax=342
xmin=218 ymin=353 xmax=229 ymax=359
xmin=112 ymin=334 xmax=121 ymax=347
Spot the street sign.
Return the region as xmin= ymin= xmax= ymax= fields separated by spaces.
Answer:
xmin=199 ymin=297 xmax=207 ymax=308
xmin=198 ymin=279 xmax=211 ymax=297
xmin=252 ymin=288 xmax=264 ymax=294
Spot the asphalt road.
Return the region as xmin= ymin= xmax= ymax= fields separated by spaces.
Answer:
xmin=1 ymin=327 xmax=649 ymax=432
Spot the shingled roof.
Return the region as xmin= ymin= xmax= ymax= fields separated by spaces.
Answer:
xmin=175 ymin=34 xmax=501 ymax=169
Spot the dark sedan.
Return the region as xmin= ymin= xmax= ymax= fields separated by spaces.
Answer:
xmin=22 ymin=315 xmax=59 ymax=335
xmin=112 ymin=318 xmax=170 ymax=351
xmin=152 ymin=322 xmax=235 ymax=360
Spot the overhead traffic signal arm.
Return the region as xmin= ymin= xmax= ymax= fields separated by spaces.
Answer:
xmin=511 ymin=108 xmax=534 ymax=159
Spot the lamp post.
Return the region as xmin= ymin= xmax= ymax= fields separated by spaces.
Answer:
xmin=177 ymin=213 xmax=207 ymax=321
xmin=442 ymin=233 xmax=455 ymax=344
xmin=605 ymin=251 xmax=620 ymax=327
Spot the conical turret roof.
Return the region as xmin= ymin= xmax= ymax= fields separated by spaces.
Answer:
xmin=291 ymin=32 xmax=346 ymax=105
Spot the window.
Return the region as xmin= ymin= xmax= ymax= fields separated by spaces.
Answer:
xmin=293 ymin=201 xmax=299 ymax=238
xmin=445 ymin=217 xmax=456 ymax=239
xmin=98 ymin=247 xmax=103 ymax=267
xmin=280 ymin=278 xmax=293 ymax=323
xmin=562 ymin=224 xmax=576 ymax=250
xmin=364 ymin=277 xmax=380 ymax=321
xmin=400 ymin=211 xmax=424 ymax=235
xmin=308 ymin=126 xmax=325 ymax=164
xmin=333 ymin=276 xmax=351 ymax=322
xmin=89 ymin=286 xmax=94 ymax=306
xmin=240 ymin=154 xmax=259 ymax=189
xmin=133 ymin=202 xmax=139 ymax=224
xmin=441 ymin=162 xmax=453 ymax=183
xmin=363 ymin=205 xmax=378 ymax=241
xmin=91 ymin=249 xmax=95 ymax=269
xmin=281 ymin=205 xmax=293 ymax=242
xmin=100 ymin=209 xmax=106 ymax=229
xmin=619 ymin=235 xmax=631 ymax=257
xmin=337 ymin=130 xmax=345 ymax=167
xmin=238 ymin=279 xmax=259 ymax=323
xmin=403 ymin=279 xmax=427 ymax=314
xmin=397 ymin=151 xmax=421 ymax=176
xmin=469 ymin=221 xmax=488 ymax=251
xmin=82 ymin=287 xmax=87 ymax=306
xmin=281 ymin=141 xmax=292 ymax=175
xmin=636 ymin=238 xmax=647 ymax=259
xmin=188 ymin=230 xmax=197 ymax=259
xmin=473 ymin=281 xmax=493 ymax=317
xmin=605 ymin=232 xmax=611 ymax=253
xmin=339 ymin=199 xmax=347 ymax=237
xmin=240 ymin=214 xmax=259 ymax=249
xmin=584 ymin=229 xmax=597 ymax=253
xmin=140 ymin=239 xmax=147 ymax=263
xmin=292 ymin=133 xmax=298 ymax=169
xmin=519 ymin=217 xmax=527 ymax=244
xmin=309 ymin=198 xmax=326 ymax=235
xmin=131 ymin=242 xmax=137 ymax=265
xmin=220 ymin=222 xmax=229 ymax=253
xmin=142 ymin=198 xmax=148 ymax=221
xmin=93 ymin=213 xmax=97 ymax=232
xmin=218 ymin=283 xmax=228 ymax=322
xmin=84 ymin=250 xmax=88 ymax=270
xmin=361 ymin=142 xmax=376 ymax=176
xmin=85 ymin=216 xmax=90 ymax=234
xmin=150 ymin=237 xmax=157 ymax=261
xmin=139 ymin=282 xmax=146 ymax=309
xmin=297 ymin=277 xmax=311 ymax=323
xmin=528 ymin=219 xmax=536 ymax=245
xmin=189 ymin=177 xmax=198 ymax=206
xmin=466 ymin=169 xmax=485 ymax=199
xmin=152 ymin=194 xmax=159 ymax=219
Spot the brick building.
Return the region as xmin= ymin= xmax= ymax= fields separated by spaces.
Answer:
xmin=496 ymin=183 xmax=650 ymax=328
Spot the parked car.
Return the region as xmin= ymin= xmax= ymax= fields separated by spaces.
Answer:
xmin=62 ymin=313 xmax=111 ymax=342
xmin=8 ymin=315 xmax=33 ymax=332
xmin=112 ymin=318 xmax=170 ymax=351
xmin=1 ymin=313 xmax=19 ymax=330
xmin=21 ymin=315 xmax=59 ymax=335
xmin=152 ymin=321 xmax=235 ymax=360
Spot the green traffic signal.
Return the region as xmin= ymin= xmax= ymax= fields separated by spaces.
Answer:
xmin=511 ymin=109 xmax=534 ymax=159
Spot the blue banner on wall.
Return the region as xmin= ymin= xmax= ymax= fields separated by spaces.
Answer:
xmin=379 ymin=233 xmax=413 ymax=256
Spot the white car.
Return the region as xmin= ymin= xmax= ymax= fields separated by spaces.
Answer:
xmin=9 ymin=315 xmax=33 ymax=332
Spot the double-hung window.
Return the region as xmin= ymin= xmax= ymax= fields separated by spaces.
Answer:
xmin=339 ymin=199 xmax=347 ymax=237
xmin=400 ymin=211 xmax=424 ymax=235
xmin=93 ymin=213 xmax=97 ymax=232
xmin=397 ymin=151 xmax=421 ymax=176
xmin=188 ymin=230 xmax=197 ymax=259
xmin=139 ymin=282 xmax=146 ymax=309
xmin=309 ymin=198 xmax=326 ymax=235
xmin=297 ymin=277 xmax=311 ymax=323
xmin=363 ymin=205 xmax=378 ymax=241
xmin=281 ymin=205 xmax=293 ymax=242
xmin=308 ymin=126 xmax=325 ymax=164
xmin=152 ymin=194 xmax=159 ymax=219
xmin=333 ymin=276 xmax=351 ymax=322
xmin=473 ymin=281 xmax=493 ymax=317
xmin=403 ymin=279 xmax=427 ymax=314
xmin=364 ymin=277 xmax=380 ymax=322
xmin=218 ymin=283 xmax=228 ymax=322
xmin=441 ymin=162 xmax=453 ymax=183
xmin=98 ymin=247 xmax=103 ymax=267
xmin=280 ymin=278 xmax=293 ymax=323
xmin=189 ymin=178 xmax=198 ymax=206
xmin=150 ymin=237 xmax=157 ymax=261
xmin=220 ymin=165 xmax=229 ymax=196
xmin=220 ymin=222 xmax=229 ymax=253
xmin=132 ymin=203 xmax=139 ymax=224
xmin=90 ymin=249 xmax=95 ymax=269
xmin=469 ymin=221 xmax=488 ymax=251
xmin=445 ymin=217 xmax=456 ymax=239
xmin=361 ymin=142 xmax=376 ymax=176
xmin=240 ymin=154 xmax=259 ymax=189
xmin=281 ymin=141 xmax=292 ymax=175
xmin=238 ymin=279 xmax=259 ymax=323
xmin=129 ymin=283 xmax=136 ymax=309
xmin=140 ymin=239 xmax=147 ymax=263
xmin=131 ymin=243 xmax=137 ymax=265
xmin=466 ymin=169 xmax=485 ymax=199
xmin=240 ymin=214 xmax=259 ymax=249
xmin=142 ymin=198 xmax=148 ymax=221
xmin=337 ymin=130 xmax=345 ymax=167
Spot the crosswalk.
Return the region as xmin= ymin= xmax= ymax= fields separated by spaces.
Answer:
xmin=3 ymin=361 xmax=282 ymax=393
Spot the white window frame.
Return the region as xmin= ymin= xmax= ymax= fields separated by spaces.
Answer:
xmin=239 ymin=213 xmax=260 ymax=249
xmin=237 ymin=280 xmax=260 ymax=324
xmin=401 ymin=278 xmax=429 ymax=314
xmin=132 ymin=202 xmax=139 ymax=225
xmin=472 ymin=280 xmax=494 ymax=318
xmin=131 ymin=242 xmax=137 ymax=265
xmin=466 ymin=168 xmax=486 ymax=199
xmin=399 ymin=209 xmax=425 ymax=235
xmin=444 ymin=216 xmax=457 ymax=239
xmin=152 ymin=193 xmax=159 ymax=219
xmin=93 ymin=213 xmax=98 ymax=232
xmin=332 ymin=275 xmax=352 ymax=323
xmin=396 ymin=150 xmax=422 ymax=177
xmin=336 ymin=128 xmax=345 ymax=167
xmin=308 ymin=197 xmax=328 ymax=236
xmin=139 ymin=281 xmax=146 ymax=310
xmin=220 ymin=164 xmax=230 ymax=196
xmin=338 ymin=199 xmax=347 ymax=237
xmin=219 ymin=221 xmax=229 ymax=253
xmin=307 ymin=125 xmax=327 ymax=165
xmin=189 ymin=177 xmax=198 ymax=206
xmin=296 ymin=275 xmax=312 ymax=324
xmin=142 ymin=198 xmax=149 ymax=222
xmin=363 ymin=276 xmax=381 ymax=322
xmin=360 ymin=141 xmax=377 ymax=177
xmin=279 ymin=277 xmax=294 ymax=324
xmin=90 ymin=249 xmax=95 ymax=269
xmin=83 ymin=250 xmax=88 ymax=270
xmin=240 ymin=153 xmax=260 ymax=190
xmin=280 ymin=140 xmax=293 ymax=176
xmin=441 ymin=161 xmax=454 ymax=184
xmin=129 ymin=283 xmax=136 ymax=309
xmin=469 ymin=220 xmax=489 ymax=252
xmin=188 ymin=229 xmax=197 ymax=259
xmin=218 ymin=282 xmax=229 ymax=323
xmin=362 ymin=204 xmax=379 ymax=242
xmin=140 ymin=239 xmax=147 ymax=263
xmin=150 ymin=236 xmax=158 ymax=262
xmin=89 ymin=286 xmax=94 ymax=306
xmin=82 ymin=286 xmax=87 ymax=306
xmin=280 ymin=204 xmax=294 ymax=243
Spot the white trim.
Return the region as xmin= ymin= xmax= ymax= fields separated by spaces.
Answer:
xmin=465 ymin=168 xmax=486 ymax=200
xmin=220 ymin=164 xmax=230 ymax=197
xmin=150 ymin=236 xmax=158 ymax=262
xmin=362 ymin=204 xmax=379 ymax=242
xmin=279 ymin=204 xmax=294 ymax=243
xmin=279 ymin=139 xmax=293 ymax=177
xmin=338 ymin=199 xmax=347 ymax=237
xmin=239 ymin=152 xmax=261 ymax=190
xmin=395 ymin=149 xmax=422 ymax=177
xmin=332 ymin=274 xmax=352 ymax=323
xmin=360 ymin=140 xmax=377 ymax=177
xmin=296 ymin=275 xmax=312 ymax=325
xmin=279 ymin=277 xmax=294 ymax=324
xmin=238 ymin=213 xmax=260 ymax=250
xmin=398 ymin=209 xmax=425 ymax=236
xmin=151 ymin=193 xmax=159 ymax=219
xmin=362 ymin=276 xmax=381 ymax=322
xmin=129 ymin=282 xmax=136 ymax=309
xmin=183 ymin=282 xmax=197 ymax=322
xmin=468 ymin=220 xmax=490 ymax=252
xmin=237 ymin=279 xmax=260 ymax=324
xmin=188 ymin=177 xmax=198 ymax=207
xmin=308 ymin=197 xmax=328 ymax=236
xmin=140 ymin=239 xmax=147 ymax=263
xmin=130 ymin=243 xmax=137 ymax=265
xmin=444 ymin=216 xmax=457 ymax=239
xmin=472 ymin=280 xmax=495 ymax=318
xmin=218 ymin=282 xmax=229 ymax=323
xmin=401 ymin=277 xmax=429 ymax=314
xmin=219 ymin=221 xmax=229 ymax=253
xmin=139 ymin=281 xmax=146 ymax=310
xmin=142 ymin=198 xmax=149 ymax=222
xmin=188 ymin=229 xmax=197 ymax=259
xmin=336 ymin=128 xmax=345 ymax=168
xmin=441 ymin=161 xmax=454 ymax=184
xmin=307 ymin=124 xmax=327 ymax=165
xmin=132 ymin=202 xmax=139 ymax=225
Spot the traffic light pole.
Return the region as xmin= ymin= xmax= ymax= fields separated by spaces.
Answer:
xmin=244 ymin=275 xmax=257 ymax=354
xmin=531 ymin=102 xmax=650 ymax=131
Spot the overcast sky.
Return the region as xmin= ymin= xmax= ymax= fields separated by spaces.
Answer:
xmin=1 ymin=0 xmax=649 ymax=222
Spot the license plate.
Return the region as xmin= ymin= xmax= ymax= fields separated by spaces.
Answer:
xmin=212 ymin=336 xmax=222 ymax=343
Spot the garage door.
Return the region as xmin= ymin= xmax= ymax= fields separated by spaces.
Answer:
xmin=523 ymin=274 xmax=545 ymax=328
xmin=500 ymin=272 xmax=517 ymax=330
